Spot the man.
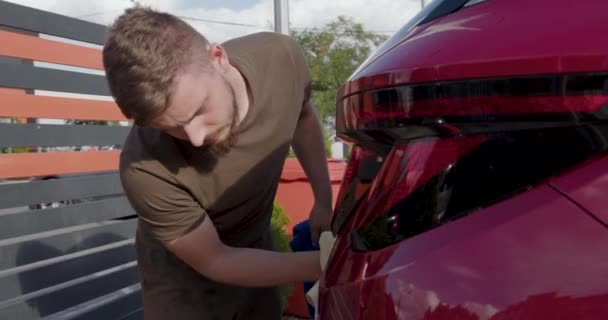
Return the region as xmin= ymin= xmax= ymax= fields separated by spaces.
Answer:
xmin=102 ymin=6 xmax=333 ymax=320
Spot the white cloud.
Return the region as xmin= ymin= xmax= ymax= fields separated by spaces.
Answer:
xmin=290 ymin=0 xmax=420 ymax=34
xmin=171 ymin=1 xmax=275 ymax=43
xmin=5 ymin=0 xmax=422 ymax=43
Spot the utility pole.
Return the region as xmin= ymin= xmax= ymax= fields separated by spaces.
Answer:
xmin=421 ymin=0 xmax=427 ymax=9
xmin=274 ymin=0 xmax=289 ymax=35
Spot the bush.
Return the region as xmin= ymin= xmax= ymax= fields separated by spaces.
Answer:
xmin=271 ymin=202 xmax=294 ymax=310
xmin=272 ymin=203 xmax=291 ymax=251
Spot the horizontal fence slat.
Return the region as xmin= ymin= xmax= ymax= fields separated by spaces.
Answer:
xmin=45 ymin=284 xmax=142 ymax=320
xmin=0 ymin=263 xmax=139 ymax=320
xmin=0 ymin=1 xmax=106 ymax=45
xmin=0 ymin=123 xmax=130 ymax=148
xmin=0 ymin=89 xmax=125 ymax=121
xmin=0 ymin=63 xmax=110 ymax=96
xmin=0 ymin=30 xmax=103 ymax=70
xmin=0 ymin=219 xmax=137 ymax=271
xmin=0 ymin=240 xmax=135 ymax=302
xmin=0 ymin=197 xmax=135 ymax=240
xmin=0 ymin=25 xmax=37 ymax=37
xmin=72 ymin=287 xmax=142 ymax=320
xmin=117 ymin=308 xmax=144 ymax=320
xmin=0 ymin=172 xmax=123 ymax=209
xmin=0 ymin=55 xmax=24 ymax=65
xmin=0 ymin=151 xmax=120 ymax=179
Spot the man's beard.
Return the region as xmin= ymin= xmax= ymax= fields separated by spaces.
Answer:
xmin=205 ymin=86 xmax=240 ymax=157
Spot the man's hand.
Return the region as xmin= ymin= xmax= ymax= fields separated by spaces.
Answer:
xmin=309 ymin=202 xmax=332 ymax=246
xmin=305 ymin=231 xmax=336 ymax=307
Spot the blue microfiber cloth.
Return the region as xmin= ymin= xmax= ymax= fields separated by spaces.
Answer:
xmin=289 ymin=219 xmax=318 ymax=317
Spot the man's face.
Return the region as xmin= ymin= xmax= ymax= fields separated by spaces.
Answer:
xmin=150 ymin=66 xmax=239 ymax=155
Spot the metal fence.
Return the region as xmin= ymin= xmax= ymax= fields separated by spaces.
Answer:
xmin=0 ymin=1 xmax=141 ymax=319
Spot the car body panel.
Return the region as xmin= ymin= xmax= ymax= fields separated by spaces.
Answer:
xmin=550 ymin=156 xmax=608 ymax=226
xmin=340 ymin=0 xmax=608 ymax=99
xmin=320 ymin=184 xmax=608 ymax=319
xmin=321 ymin=0 xmax=608 ymax=318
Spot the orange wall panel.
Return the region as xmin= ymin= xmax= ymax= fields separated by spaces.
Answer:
xmin=0 ymin=89 xmax=126 ymax=121
xmin=0 ymin=151 xmax=120 ymax=179
xmin=0 ymin=30 xmax=103 ymax=70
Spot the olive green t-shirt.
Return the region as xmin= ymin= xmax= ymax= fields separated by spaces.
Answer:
xmin=118 ymin=32 xmax=311 ymax=319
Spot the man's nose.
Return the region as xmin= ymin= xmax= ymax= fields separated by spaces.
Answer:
xmin=184 ymin=123 xmax=206 ymax=147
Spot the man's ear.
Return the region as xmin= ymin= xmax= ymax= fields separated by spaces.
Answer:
xmin=207 ymin=44 xmax=231 ymax=74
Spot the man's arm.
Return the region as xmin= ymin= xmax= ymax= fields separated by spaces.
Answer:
xmin=291 ymin=99 xmax=333 ymax=244
xmin=166 ymin=216 xmax=321 ymax=287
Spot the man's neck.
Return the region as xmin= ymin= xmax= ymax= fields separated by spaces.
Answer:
xmin=225 ymin=65 xmax=251 ymax=125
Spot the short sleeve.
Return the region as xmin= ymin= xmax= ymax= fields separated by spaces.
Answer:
xmin=283 ymin=35 xmax=313 ymax=106
xmin=120 ymin=162 xmax=206 ymax=242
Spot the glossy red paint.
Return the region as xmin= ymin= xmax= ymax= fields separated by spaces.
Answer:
xmin=320 ymin=183 xmax=608 ymax=319
xmin=549 ymin=155 xmax=608 ymax=227
xmin=339 ymin=0 xmax=608 ymax=99
xmin=322 ymin=0 xmax=608 ymax=319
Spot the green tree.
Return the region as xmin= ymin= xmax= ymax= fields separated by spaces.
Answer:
xmin=293 ymin=16 xmax=388 ymax=131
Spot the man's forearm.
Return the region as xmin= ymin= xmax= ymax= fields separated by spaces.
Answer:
xmin=167 ymin=214 xmax=321 ymax=288
xmin=291 ymin=104 xmax=333 ymax=207
xmin=206 ymin=247 xmax=320 ymax=287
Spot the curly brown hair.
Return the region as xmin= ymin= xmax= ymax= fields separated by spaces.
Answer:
xmin=102 ymin=6 xmax=210 ymax=126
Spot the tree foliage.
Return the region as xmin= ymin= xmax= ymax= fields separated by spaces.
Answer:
xmin=293 ymin=16 xmax=388 ymax=131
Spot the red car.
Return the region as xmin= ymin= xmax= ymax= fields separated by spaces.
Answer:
xmin=319 ymin=0 xmax=608 ymax=319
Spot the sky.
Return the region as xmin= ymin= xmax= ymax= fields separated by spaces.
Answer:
xmin=4 ymin=0 xmax=424 ymax=43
